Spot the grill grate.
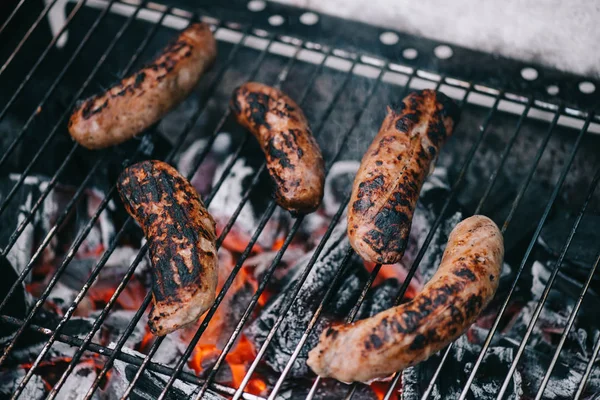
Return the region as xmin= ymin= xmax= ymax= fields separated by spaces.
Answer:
xmin=1 ymin=1 xmax=599 ymax=399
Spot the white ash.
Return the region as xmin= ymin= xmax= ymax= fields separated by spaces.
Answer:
xmin=0 ymin=368 xmax=45 ymax=400
xmin=322 ymin=160 xmax=359 ymax=217
xmin=104 ymin=246 xmax=150 ymax=277
xmin=97 ymin=310 xmax=147 ymax=350
xmin=149 ymin=330 xmax=193 ymax=370
xmin=208 ymin=156 xmax=284 ymax=250
xmin=105 ymin=344 xmax=224 ymax=399
xmin=54 ymin=360 xmax=99 ymax=400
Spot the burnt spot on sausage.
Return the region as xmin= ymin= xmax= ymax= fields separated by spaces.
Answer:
xmin=454 ymin=267 xmax=477 ymax=282
xmin=369 ymin=334 xmax=383 ymax=349
xmin=268 ymin=138 xmax=293 ymax=169
xmin=325 ymin=327 xmax=338 ymax=339
xmin=409 ymin=334 xmax=427 ymax=351
xmin=464 ymin=294 xmax=483 ymax=319
xmin=246 ymin=91 xmax=271 ymax=130
xmin=81 ymin=98 xmax=109 ymax=120
xmin=356 ymin=174 xmax=385 ymax=198
xmin=352 ymin=198 xmax=374 ymax=212
xmin=134 ymin=72 xmax=146 ymax=88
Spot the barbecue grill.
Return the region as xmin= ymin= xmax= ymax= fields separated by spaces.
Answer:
xmin=1 ymin=0 xmax=599 ymax=399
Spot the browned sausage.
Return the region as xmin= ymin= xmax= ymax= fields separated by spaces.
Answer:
xmin=230 ymin=82 xmax=325 ymax=215
xmin=348 ymin=89 xmax=460 ymax=264
xmin=117 ymin=160 xmax=218 ymax=336
xmin=69 ymin=23 xmax=217 ymax=150
xmin=307 ymin=215 xmax=503 ymax=383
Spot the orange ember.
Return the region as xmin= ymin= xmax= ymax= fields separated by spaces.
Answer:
xmin=371 ymin=381 xmax=399 ymax=400
xmin=363 ymin=261 xmax=420 ymax=300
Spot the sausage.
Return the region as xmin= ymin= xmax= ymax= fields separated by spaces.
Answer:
xmin=347 ymin=89 xmax=460 ymax=264
xmin=117 ymin=160 xmax=218 ymax=336
xmin=69 ymin=22 xmax=217 ymax=150
xmin=307 ymin=215 xmax=504 ymax=383
xmin=230 ymin=82 xmax=325 ymax=215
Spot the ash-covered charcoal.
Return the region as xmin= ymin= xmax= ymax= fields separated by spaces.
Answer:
xmin=278 ymin=378 xmax=377 ymax=400
xmin=401 ymin=335 xmax=521 ymax=400
xmin=177 ymin=133 xmax=233 ymax=198
xmin=357 ymin=278 xmax=400 ymax=320
xmin=245 ymin=247 xmax=308 ymax=289
xmin=0 ymin=175 xmax=67 ymax=277
xmin=245 ymin=220 xmax=368 ymax=378
xmin=0 ymin=368 xmax=45 ymax=400
xmin=516 ymin=349 xmax=600 ymax=399
xmin=98 ymin=311 xmax=147 ymax=350
xmin=0 ymin=255 xmax=29 ymax=327
xmin=208 ymin=156 xmax=290 ymax=253
xmin=322 ymin=160 xmax=360 ymax=218
xmin=406 ymin=167 xmax=464 ymax=282
xmin=106 ymin=345 xmax=225 ymax=400
xmin=149 ymin=330 xmax=191 ymax=368
xmin=53 ymin=360 xmax=99 ymax=400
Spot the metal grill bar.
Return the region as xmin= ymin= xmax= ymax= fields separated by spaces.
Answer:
xmin=0 ymin=0 xmax=119 ymax=215
xmin=496 ymin=165 xmax=600 ymax=397
xmin=416 ymin=102 xmax=566 ymax=400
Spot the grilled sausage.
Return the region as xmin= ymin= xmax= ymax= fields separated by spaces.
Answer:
xmin=307 ymin=215 xmax=503 ymax=383
xmin=230 ymin=82 xmax=325 ymax=215
xmin=117 ymin=160 xmax=218 ymax=336
xmin=348 ymin=89 xmax=460 ymax=264
xmin=69 ymin=23 xmax=217 ymax=150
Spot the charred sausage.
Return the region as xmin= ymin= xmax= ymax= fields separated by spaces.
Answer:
xmin=348 ymin=89 xmax=460 ymax=264
xmin=69 ymin=23 xmax=217 ymax=150
xmin=230 ymin=82 xmax=325 ymax=215
xmin=307 ymin=215 xmax=504 ymax=383
xmin=117 ymin=160 xmax=218 ymax=336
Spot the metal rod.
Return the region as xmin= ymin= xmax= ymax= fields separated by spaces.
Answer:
xmin=458 ymin=112 xmax=593 ymax=400
xmin=496 ymin=166 xmax=600 ymax=398
xmin=0 ymin=0 xmax=120 ymax=216
xmin=416 ymin=103 xmax=566 ymax=400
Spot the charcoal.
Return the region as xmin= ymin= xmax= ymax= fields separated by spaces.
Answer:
xmin=0 ymin=255 xmax=28 ymax=322
xmin=177 ymin=133 xmax=233 ymax=198
xmin=208 ymin=156 xmax=289 ymax=252
xmin=107 ymin=345 xmax=225 ymax=400
xmin=99 ymin=311 xmax=147 ymax=350
xmin=322 ymin=160 xmax=360 ymax=217
xmin=278 ymin=378 xmax=377 ymax=400
xmin=0 ymin=368 xmax=45 ymax=400
xmin=401 ymin=335 xmax=521 ymax=400
xmin=407 ymin=167 xmax=464 ymax=283
xmin=150 ymin=330 xmax=192 ymax=369
xmin=245 ymin=247 xmax=309 ymax=289
xmin=357 ymin=278 xmax=400 ymax=320
xmin=245 ymin=220 xmax=368 ymax=378
xmin=54 ymin=360 xmax=99 ymax=400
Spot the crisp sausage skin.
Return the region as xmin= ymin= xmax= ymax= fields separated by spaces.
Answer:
xmin=230 ymin=82 xmax=325 ymax=215
xmin=117 ymin=160 xmax=218 ymax=336
xmin=307 ymin=215 xmax=503 ymax=383
xmin=69 ymin=23 xmax=217 ymax=150
xmin=348 ymin=89 xmax=460 ymax=264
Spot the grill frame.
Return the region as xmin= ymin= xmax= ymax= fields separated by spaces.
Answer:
xmin=0 ymin=1 xmax=599 ymax=399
